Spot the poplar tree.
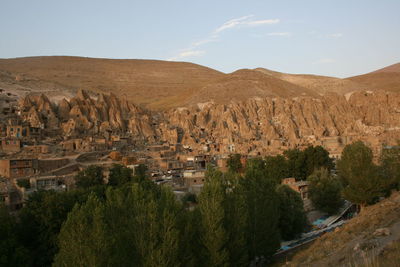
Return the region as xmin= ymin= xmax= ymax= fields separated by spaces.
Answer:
xmin=198 ymin=166 xmax=229 ymax=266
xmin=242 ymin=159 xmax=281 ymax=261
xmin=54 ymin=194 xmax=109 ymax=267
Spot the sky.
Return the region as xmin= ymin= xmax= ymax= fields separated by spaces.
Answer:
xmin=0 ymin=0 xmax=399 ymax=78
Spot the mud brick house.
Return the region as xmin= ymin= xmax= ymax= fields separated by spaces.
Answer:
xmin=0 ymin=158 xmax=39 ymax=178
xmin=282 ymin=177 xmax=309 ymax=200
xmin=0 ymin=138 xmax=21 ymax=153
xmin=183 ymin=170 xmax=206 ymax=187
xmin=6 ymin=124 xmax=41 ymax=138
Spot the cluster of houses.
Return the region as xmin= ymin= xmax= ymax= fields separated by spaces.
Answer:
xmin=0 ymin=90 xmax=387 ymax=212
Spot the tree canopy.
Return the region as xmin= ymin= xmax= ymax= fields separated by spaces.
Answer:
xmin=74 ymin=165 xmax=104 ymax=189
xmin=308 ymin=168 xmax=343 ymax=214
xmin=337 ymin=141 xmax=387 ymax=206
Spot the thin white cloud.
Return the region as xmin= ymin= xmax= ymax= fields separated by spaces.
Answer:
xmin=168 ymin=15 xmax=280 ymax=61
xmin=313 ymin=58 xmax=336 ymax=64
xmin=214 ymin=15 xmax=254 ymax=33
xmin=267 ymin=32 xmax=291 ymax=37
xmin=192 ymin=36 xmax=218 ymax=47
xmin=246 ymin=19 xmax=280 ymax=26
xmin=326 ymin=33 xmax=343 ymax=38
xmin=214 ymin=16 xmax=279 ymax=33
xmin=168 ymin=50 xmax=205 ymax=61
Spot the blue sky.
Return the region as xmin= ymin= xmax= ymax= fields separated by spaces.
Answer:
xmin=1 ymin=0 xmax=399 ymax=77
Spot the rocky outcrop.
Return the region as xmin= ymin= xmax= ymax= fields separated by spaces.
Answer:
xmin=17 ymin=90 xmax=400 ymax=156
xmin=162 ymin=90 xmax=400 ymax=155
xmin=19 ymin=90 xmax=158 ymax=141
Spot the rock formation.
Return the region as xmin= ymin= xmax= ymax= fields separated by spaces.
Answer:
xmin=16 ymin=89 xmax=400 ymax=156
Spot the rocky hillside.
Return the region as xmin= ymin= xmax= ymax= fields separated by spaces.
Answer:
xmin=347 ymin=63 xmax=400 ymax=93
xmin=18 ymin=90 xmax=160 ymax=142
xmin=1 ymin=56 xmax=398 ymax=109
xmin=255 ymin=68 xmax=372 ymax=95
xmin=17 ymin=89 xmax=400 ymax=156
xmin=0 ymin=56 xmax=224 ymax=109
xmin=281 ymin=192 xmax=400 ymax=267
xmin=164 ymin=90 xmax=400 ymax=154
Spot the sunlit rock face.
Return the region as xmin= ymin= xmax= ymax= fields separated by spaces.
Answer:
xmin=18 ymin=90 xmax=400 ymax=155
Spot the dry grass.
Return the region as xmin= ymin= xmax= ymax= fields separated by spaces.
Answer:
xmin=281 ymin=192 xmax=400 ymax=267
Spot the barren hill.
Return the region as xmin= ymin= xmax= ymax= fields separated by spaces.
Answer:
xmin=0 ymin=56 xmax=225 ymax=109
xmin=254 ymin=68 xmax=372 ymax=95
xmin=371 ymin=62 xmax=400 ymax=73
xmin=1 ymin=56 xmax=400 ymax=109
xmin=347 ymin=62 xmax=400 ymax=93
xmin=184 ymin=69 xmax=320 ymax=105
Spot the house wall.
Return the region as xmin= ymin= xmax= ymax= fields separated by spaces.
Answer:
xmin=1 ymin=139 xmax=21 ymax=153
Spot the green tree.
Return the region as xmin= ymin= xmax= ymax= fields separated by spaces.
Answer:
xmin=54 ymin=194 xmax=109 ymax=267
xmin=380 ymin=145 xmax=400 ymax=191
xmin=337 ymin=141 xmax=387 ymax=206
xmin=284 ymin=149 xmax=307 ymax=180
xmin=224 ymin=171 xmax=249 ymax=266
xmin=276 ymin=185 xmax=308 ymax=240
xmin=108 ymin=164 xmax=133 ymax=186
xmin=74 ymin=165 xmax=104 ymax=188
xmin=242 ymin=159 xmax=281 ymax=260
xmin=227 ymin=153 xmax=243 ymax=173
xmin=284 ymin=146 xmax=334 ymax=180
xmin=178 ymin=208 xmax=204 ymax=267
xmin=307 ymin=168 xmax=343 ymax=214
xmin=0 ymin=205 xmax=29 ymax=267
xmin=264 ymin=155 xmax=289 ymax=183
xmin=304 ymin=146 xmax=334 ymax=177
xmin=16 ymin=178 xmax=31 ymax=189
xmin=18 ymin=190 xmax=91 ymax=267
xmin=115 ymin=184 xmax=181 ymax=267
xmin=198 ymin=166 xmax=229 ymax=266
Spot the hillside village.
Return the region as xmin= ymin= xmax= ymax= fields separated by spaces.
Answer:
xmin=1 ymin=83 xmax=399 ymax=210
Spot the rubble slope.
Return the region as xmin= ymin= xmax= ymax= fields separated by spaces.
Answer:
xmin=282 ymin=192 xmax=400 ymax=267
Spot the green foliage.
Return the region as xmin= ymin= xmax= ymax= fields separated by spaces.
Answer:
xmin=380 ymin=145 xmax=400 ymax=191
xmin=224 ymin=172 xmax=249 ymax=266
xmin=242 ymin=160 xmax=281 ymax=260
xmin=264 ymin=155 xmax=289 ymax=183
xmin=198 ymin=166 xmax=229 ymax=266
xmin=108 ymin=164 xmax=133 ymax=186
xmin=16 ymin=178 xmax=30 ymax=189
xmin=308 ymin=168 xmax=344 ymax=214
xmin=178 ymin=208 xmax=204 ymax=267
xmin=304 ymin=146 xmax=334 ymax=177
xmin=55 ymin=183 xmax=182 ymax=267
xmin=284 ymin=146 xmax=333 ymax=180
xmin=74 ymin=165 xmax=104 ymax=188
xmin=284 ymin=148 xmax=307 ymax=180
xmin=134 ymin=164 xmax=148 ymax=181
xmin=337 ymin=141 xmax=388 ymax=206
xmin=17 ymin=189 xmax=95 ymax=267
xmin=181 ymin=192 xmax=197 ymax=205
xmin=276 ymin=185 xmax=308 ymax=240
xmin=0 ymin=205 xmax=29 ymax=267
xmin=53 ymin=194 xmax=109 ymax=267
xmin=227 ymin=153 xmax=243 ymax=173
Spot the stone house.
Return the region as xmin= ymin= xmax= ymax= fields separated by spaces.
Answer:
xmin=0 ymin=158 xmax=39 ymax=179
xmin=183 ymin=170 xmax=206 ymax=187
xmin=282 ymin=177 xmax=309 ymax=200
xmin=0 ymin=138 xmax=21 ymax=153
